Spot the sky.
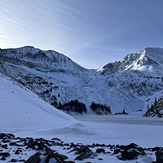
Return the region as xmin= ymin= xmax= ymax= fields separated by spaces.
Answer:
xmin=0 ymin=0 xmax=163 ymax=69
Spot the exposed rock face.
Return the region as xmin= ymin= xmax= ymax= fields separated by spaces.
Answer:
xmin=0 ymin=133 xmax=162 ymax=162
xmin=155 ymin=150 xmax=163 ymax=163
xmin=117 ymin=143 xmax=146 ymax=160
xmin=144 ymin=97 xmax=163 ymax=117
xmin=74 ymin=146 xmax=92 ymax=160
xmin=45 ymin=150 xmax=68 ymax=163
xmin=0 ymin=46 xmax=163 ymax=115
xmin=0 ymin=152 xmax=10 ymax=157
xmin=25 ymin=152 xmax=41 ymax=163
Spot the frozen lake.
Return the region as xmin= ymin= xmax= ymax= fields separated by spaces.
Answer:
xmin=73 ymin=114 xmax=163 ymax=125
xmin=26 ymin=115 xmax=163 ymax=148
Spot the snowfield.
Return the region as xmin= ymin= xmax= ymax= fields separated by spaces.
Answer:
xmin=15 ymin=114 xmax=163 ymax=147
xmin=0 ymin=69 xmax=163 ymax=162
xmin=0 ymin=74 xmax=75 ymax=133
xmin=1 ymin=115 xmax=163 ymax=163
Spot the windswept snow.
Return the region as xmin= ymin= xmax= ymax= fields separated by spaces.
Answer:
xmin=0 ymin=74 xmax=75 ymax=133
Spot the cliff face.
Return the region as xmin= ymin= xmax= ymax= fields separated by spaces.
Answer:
xmin=144 ymin=97 xmax=163 ymax=117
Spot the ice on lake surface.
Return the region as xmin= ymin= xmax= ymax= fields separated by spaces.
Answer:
xmin=23 ymin=115 xmax=163 ymax=148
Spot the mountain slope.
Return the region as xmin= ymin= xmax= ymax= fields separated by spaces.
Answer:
xmin=144 ymin=97 xmax=163 ymax=117
xmin=0 ymin=46 xmax=163 ymax=115
xmin=0 ymin=74 xmax=75 ymax=133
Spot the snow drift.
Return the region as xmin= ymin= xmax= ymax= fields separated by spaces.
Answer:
xmin=0 ymin=74 xmax=75 ymax=133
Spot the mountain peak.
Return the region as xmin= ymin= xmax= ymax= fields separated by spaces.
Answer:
xmin=138 ymin=47 xmax=163 ymax=63
xmin=101 ymin=47 xmax=163 ymax=75
xmin=125 ymin=47 xmax=163 ymax=74
xmin=0 ymin=46 xmax=163 ymax=115
xmin=0 ymin=46 xmax=86 ymax=73
xmin=140 ymin=47 xmax=163 ymax=54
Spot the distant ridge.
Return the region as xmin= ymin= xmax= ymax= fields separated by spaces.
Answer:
xmin=0 ymin=46 xmax=163 ymax=116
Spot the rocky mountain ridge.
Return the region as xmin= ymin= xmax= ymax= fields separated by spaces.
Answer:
xmin=144 ymin=97 xmax=163 ymax=117
xmin=0 ymin=46 xmax=163 ymax=115
xmin=0 ymin=46 xmax=86 ymax=73
xmin=101 ymin=47 xmax=163 ymax=75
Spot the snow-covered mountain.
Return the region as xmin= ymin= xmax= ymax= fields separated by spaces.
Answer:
xmin=0 ymin=74 xmax=75 ymax=133
xmin=0 ymin=46 xmax=163 ymax=115
xmin=101 ymin=47 xmax=163 ymax=75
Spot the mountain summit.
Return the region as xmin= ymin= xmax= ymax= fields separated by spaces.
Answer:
xmin=0 ymin=46 xmax=163 ymax=115
xmin=101 ymin=47 xmax=163 ymax=75
xmin=0 ymin=46 xmax=85 ymax=72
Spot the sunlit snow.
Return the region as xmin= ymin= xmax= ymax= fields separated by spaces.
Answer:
xmin=0 ymin=74 xmax=75 ymax=133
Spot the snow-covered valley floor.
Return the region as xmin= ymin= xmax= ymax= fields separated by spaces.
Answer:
xmin=17 ymin=115 xmax=163 ymax=148
xmin=3 ymin=115 xmax=160 ymax=163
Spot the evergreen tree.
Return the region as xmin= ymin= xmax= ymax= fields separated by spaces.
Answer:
xmin=90 ymin=102 xmax=111 ymax=115
xmin=57 ymin=100 xmax=87 ymax=114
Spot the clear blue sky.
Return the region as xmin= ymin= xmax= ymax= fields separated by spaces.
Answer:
xmin=0 ymin=0 xmax=163 ymax=69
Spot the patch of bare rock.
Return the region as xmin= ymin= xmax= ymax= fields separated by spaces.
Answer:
xmin=0 ymin=133 xmax=162 ymax=162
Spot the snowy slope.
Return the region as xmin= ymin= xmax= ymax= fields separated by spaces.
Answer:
xmin=0 ymin=46 xmax=163 ymax=115
xmin=0 ymin=74 xmax=75 ymax=133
